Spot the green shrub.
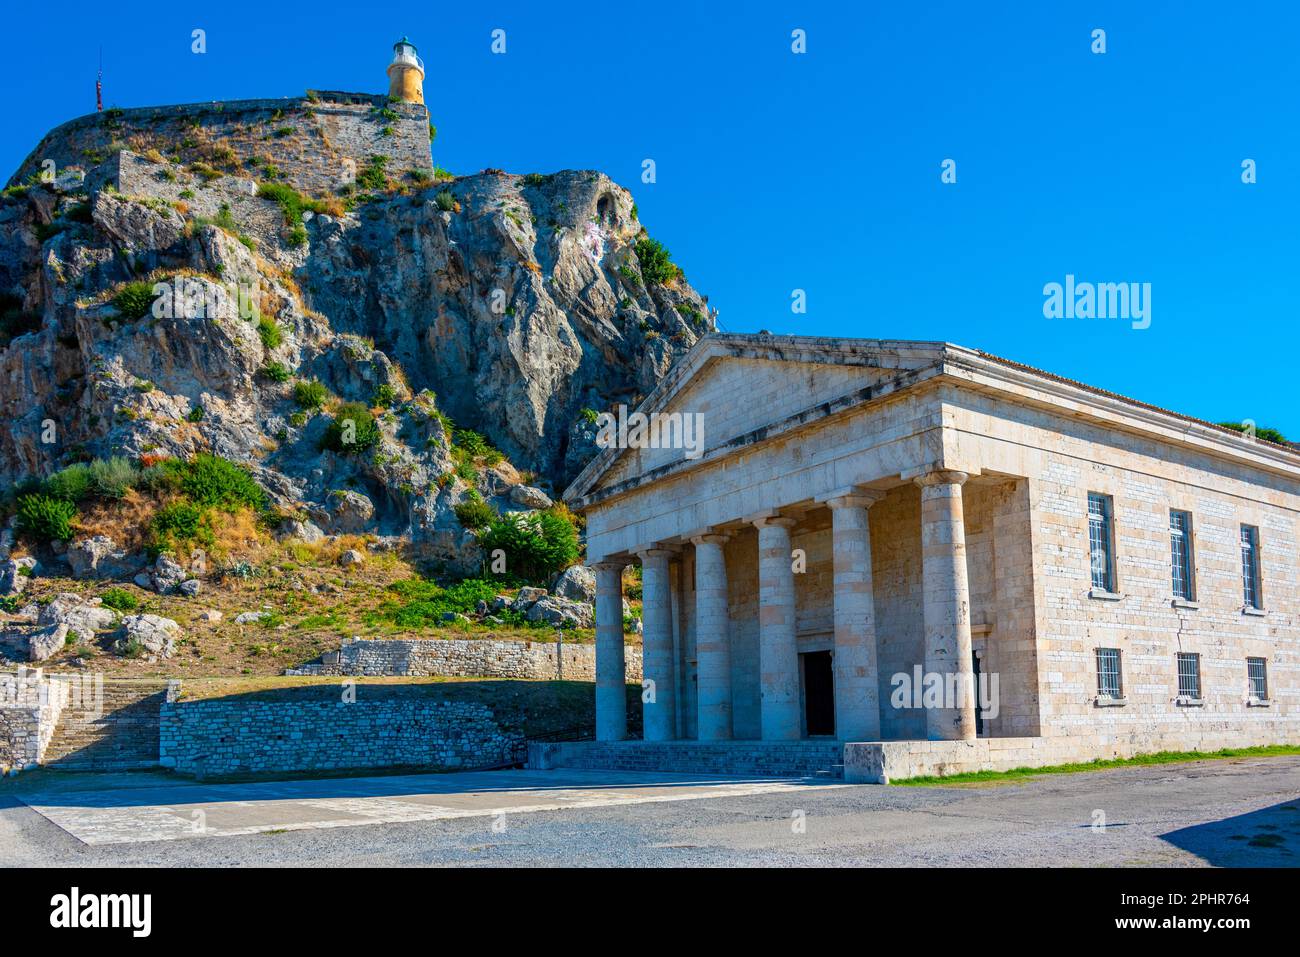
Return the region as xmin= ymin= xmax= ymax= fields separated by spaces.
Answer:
xmin=479 ymin=509 xmax=580 ymax=584
xmin=137 ymin=463 xmax=182 ymax=495
xmin=99 ymin=587 xmax=139 ymax=612
xmin=434 ymin=190 xmax=456 ymax=212
xmin=320 ymin=402 xmax=381 ymax=454
xmin=43 ymin=463 xmax=93 ymax=502
xmin=384 ymin=577 xmax=501 ymax=628
xmin=147 ymin=501 xmax=213 ymax=557
xmin=261 ymin=361 xmax=291 ymax=382
xmin=634 ymin=237 xmax=683 ymax=285
xmin=257 ymin=316 xmax=282 ymax=350
xmin=1219 ymin=421 xmax=1288 ymax=445
xmin=111 ymin=281 xmax=157 ymax=321
xmin=87 ymin=456 xmax=139 ymax=499
xmin=187 ymin=405 xmax=205 ymax=423
xmin=17 ymin=493 xmax=78 ymax=542
xmin=371 ymin=383 xmax=397 ymax=408
xmin=293 ymin=379 xmax=328 ymax=409
xmin=454 ymin=497 xmax=497 ymax=530
xmin=118 ymin=636 xmax=146 ymax=658
xmin=452 ymin=428 xmax=502 ymax=464
xmin=256 ymin=181 xmax=327 ymax=225
xmin=286 ymin=225 xmax=307 ymax=247
xmin=357 ymin=155 xmax=389 ymax=191
xmin=178 ymin=453 xmax=266 ymax=511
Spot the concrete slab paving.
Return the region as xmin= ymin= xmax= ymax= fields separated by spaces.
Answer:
xmin=17 ymin=768 xmax=848 ymax=846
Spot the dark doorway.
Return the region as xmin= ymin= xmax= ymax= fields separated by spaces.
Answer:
xmin=802 ymin=651 xmax=835 ymax=737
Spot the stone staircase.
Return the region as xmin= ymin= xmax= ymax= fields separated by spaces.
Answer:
xmin=41 ymin=680 xmax=169 ymax=771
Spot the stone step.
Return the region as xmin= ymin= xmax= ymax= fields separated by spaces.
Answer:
xmin=531 ymin=740 xmax=847 ymax=779
xmin=42 ymin=682 xmax=167 ymax=770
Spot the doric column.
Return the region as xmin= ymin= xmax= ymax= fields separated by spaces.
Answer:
xmin=691 ymin=533 xmax=731 ymax=740
xmin=638 ymin=548 xmax=677 ymax=741
xmin=914 ymin=470 xmax=977 ymax=741
xmin=753 ymin=515 xmax=801 ymax=740
xmin=669 ymin=559 xmax=685 ymax=740
xmin=593 ymin=561 xmax=627 ymax=741
xmin=825 ymin=491 xmax=883 ymax=741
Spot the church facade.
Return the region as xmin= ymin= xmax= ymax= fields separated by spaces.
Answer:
xmin=555 ymin=334 xmax=1300 ymax=782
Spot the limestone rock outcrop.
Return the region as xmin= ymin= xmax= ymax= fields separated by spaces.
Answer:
xmin=116 ymin=613 xmax=180 ymax=658
xmin=0 ymin=129 xmax=714 ymax=567
xmin=37 ymin=593 xmax=117 ymax=642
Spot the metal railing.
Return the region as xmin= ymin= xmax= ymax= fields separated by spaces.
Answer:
xmin=391 ymin=52 xmax=424 ymax=73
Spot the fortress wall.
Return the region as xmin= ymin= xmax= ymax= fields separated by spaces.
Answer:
xmin=8 ymin=91 xmax=431 ymax=198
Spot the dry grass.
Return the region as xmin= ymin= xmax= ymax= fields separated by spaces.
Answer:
xmin=2 ymin=539 xmax=634 ymax=680
xmin=73 ymin=490 xmax=156 ymax=551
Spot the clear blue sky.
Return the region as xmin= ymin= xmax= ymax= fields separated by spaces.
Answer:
xmin=4 ymin=1 xmax=1297 ymax=436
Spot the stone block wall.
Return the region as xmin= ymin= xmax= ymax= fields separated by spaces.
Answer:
xmin=868 ymin=486 xmax=926 ymax=739
xmin=950 ymin=386 xmax=1300 ymax=750
xmin=299 ymin=636 xmax=644 ymax=682
xmin=9 ymin=92 xmax=431 ymax=198
xmin=159 ymin=695 xmax=523 ymax=779
xmin=0 ymin=669 xmax=71 ymax=772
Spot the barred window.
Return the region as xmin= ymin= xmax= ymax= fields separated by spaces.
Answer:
xmin=1240 ymin=525 xmax=1262 ymax=609
xmin=1170 ymin=510 xmax=1195 ymax=600
xmin=1096 ymin=648 xmax=1123 ymax=699
xmin=1247 ymin=657 xmax=1268 ymax=700
xmin=1177 ymin=652 xmax=1201 ymax=699
xmin=1088 ymin=493 xmax=1115 ymax=591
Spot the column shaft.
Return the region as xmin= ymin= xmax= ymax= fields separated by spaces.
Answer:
xmin=692 ymin=535 xmax=731 ymax=740
xmin=917 ymin=471 xmax=977 ymax=741
xmin=639 ymin=549 xmax=677 ymax=741
xmin=756 ymin=518 xmax=801 ymax=740
xmin=828 ymin=496 xmax=882 ymax=740
xmin=593 ymin=563 xmax=627 ymax=741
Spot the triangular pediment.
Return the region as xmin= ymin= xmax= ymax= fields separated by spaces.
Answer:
xmin=566 ymin=334 xmax=950 ymax=503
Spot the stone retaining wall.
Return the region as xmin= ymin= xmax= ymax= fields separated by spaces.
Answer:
xmin=296 ymin=637 xmax=644 ymax=682
xmin=159 ymin=693 xmax=524 ymax=779
xmin=0 ymin=669 xmax=71 ymax=772
xmin=844 ymin=725 xmax=1300 ymax=783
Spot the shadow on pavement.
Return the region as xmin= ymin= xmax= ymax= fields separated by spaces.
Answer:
xmin=1160 ymin=798 xmax=1300 ymax=867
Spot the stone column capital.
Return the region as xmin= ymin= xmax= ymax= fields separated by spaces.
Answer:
xmin=820 ymin=488 xmax=886 ymax=510
xmin=689 ymin=533 xmax=730 ymax=546
xmin=636 ymin=547 xmax=676 ymax=563
xmin=913 ymin=469 xmax=969 ymax=489
xmin=590 ymin=560 xmax=627 ymax=573
xmin=748 ymin=512 xmax=797 ymax=530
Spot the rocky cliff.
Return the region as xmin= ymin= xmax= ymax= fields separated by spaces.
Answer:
xmin=0 ymin=92 xmax=714 ymax=568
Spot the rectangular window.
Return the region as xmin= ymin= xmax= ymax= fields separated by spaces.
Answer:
xmin=1240 ymin=525 xmax=1262 ymax=609
xmin=1088 ymin=493 xmax=1116 ymax=591
xmin=1096 ymin=648 xmax=1123 ymax=699
xmin=1170 ymin=510 xmax=1195 ymax=600
xmin=1247 ymin=658 xmax=1268 ymax=700
xmin=1177 ymin=652 xmax=1201 ymax=700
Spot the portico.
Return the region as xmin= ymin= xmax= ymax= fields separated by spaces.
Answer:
xmin=587 ymin=469 xmax=982 ymax=746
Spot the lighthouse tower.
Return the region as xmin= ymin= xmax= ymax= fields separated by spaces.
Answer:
xmin=387 ymin=37 xmax=425 ymax=104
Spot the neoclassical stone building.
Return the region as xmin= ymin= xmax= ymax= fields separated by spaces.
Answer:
xmin=545 ymin=334 xmax=1299 ymax=782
